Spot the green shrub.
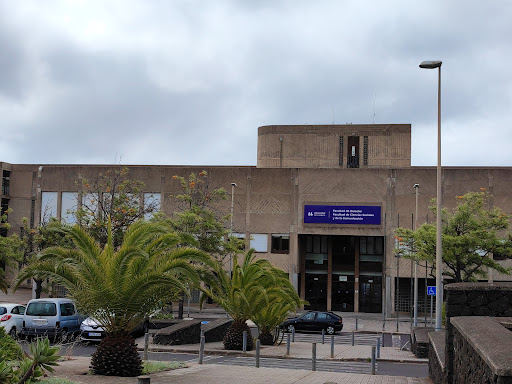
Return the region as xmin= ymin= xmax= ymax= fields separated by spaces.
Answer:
xmin=151 ymin=313 xmax=174 ymax=320
xmin=0 ymin=327 xmax=23 ymax=362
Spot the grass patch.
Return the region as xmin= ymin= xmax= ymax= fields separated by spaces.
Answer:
xmin=152 ymin=313 xmax=175 ymax=319
xmin=142 ymin=361 xmax=187 ymax=374
xmin=38 ymin=379 xmax=79 ymax=384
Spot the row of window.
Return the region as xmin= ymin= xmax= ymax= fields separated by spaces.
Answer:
xmin=234 ymin=233 xmax=290 ymax=253
xmin=41 ymin=192 xmax=161 ymax=224
xmin=40 ymin=192 xmax=291 ymax=254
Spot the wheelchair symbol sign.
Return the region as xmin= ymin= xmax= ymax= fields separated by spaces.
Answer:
xmin=427 ymin=286 xmax=436 ymax=296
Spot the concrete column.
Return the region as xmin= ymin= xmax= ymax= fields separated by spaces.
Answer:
xmin=290 ymin=231 xmax=299 ymax=291
xmin=57 ymin=191 xmax=62 ymax=220
xmin=327 ymin=237 xmax=333 ymax=311
xmin=300 ymin=236 xmax=306 ymax=302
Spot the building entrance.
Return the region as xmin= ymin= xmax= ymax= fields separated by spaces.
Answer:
xmin=304 ymin=274 xmax=327 ymax=311
xmin=359 ymin=276 xmax=382 ymax=313
xmin=300 ymin=234 xmax=383 ymax=313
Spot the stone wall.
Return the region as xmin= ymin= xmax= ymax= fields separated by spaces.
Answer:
xmin=444 ymin=283 xmax=512 ymax=384
xmin=428 ymin=331 xmax=446 ymax=384
xmin=153 ymin=320 xmax=202 ymax=345
xmin=451 ymin=317 xmax=512 ymax=384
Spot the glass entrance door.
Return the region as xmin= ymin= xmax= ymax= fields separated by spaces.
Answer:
xmin=359 ymin=276 xmax=382 ymax=313
xmin=332 ymin=275 xmax=355 ymax=311
xmin=305 ymin=274 xmax=327 ymax=311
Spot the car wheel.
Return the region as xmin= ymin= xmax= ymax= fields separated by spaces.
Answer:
xmin=287 ymin=324 xmax=295 ymax=333
xmin=326 ymin=326 xmax=335 ymax=335
xmin=9 ymin=327 xmax=17 ymax=339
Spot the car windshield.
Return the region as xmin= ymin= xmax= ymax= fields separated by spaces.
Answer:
xmin=26 ymin=302 xmax=57 ymax=316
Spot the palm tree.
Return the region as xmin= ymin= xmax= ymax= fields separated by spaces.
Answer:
xmin=0 ymin=269 xmax=8 ymax=294
xmin=200 ymin=249 xmax=299 ymax=350
xmin=14 ymin=218 xmax=211 ymax=377
xmin=251 ymin=271 xmax=305 ymax=345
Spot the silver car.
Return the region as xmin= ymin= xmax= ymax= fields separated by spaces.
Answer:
xmin=22 ymin=298 xmax=83 ymax=339
xmin=80 ymin=316 xmax=150 ymax=342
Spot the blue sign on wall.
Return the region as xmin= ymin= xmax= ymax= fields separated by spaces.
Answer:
xmin=304 ymin=205 xmax=381 ymax=225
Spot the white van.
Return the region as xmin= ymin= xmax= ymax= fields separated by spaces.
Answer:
xmin=22 ymin=298 xmax=82 ymax=339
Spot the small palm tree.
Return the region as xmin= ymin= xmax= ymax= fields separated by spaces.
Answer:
xmin=14 ymin=219 xmax=211 ymax=376
xmin=251 ymin=271 xmax=305 ymax=345
xmin=200 ymin=250 xmax=296 ymax=350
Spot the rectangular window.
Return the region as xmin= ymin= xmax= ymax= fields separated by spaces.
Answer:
xmin=306 ymin=235 xmax=328 ymax=253
xmin=143 ymin=193 xmax=161 ymax=220
xmin=230 ymin=232 xmax=246 ymax=251
xmin=41 ymin=192 xmax=58 ymax=225
xmin=360 ymin=236 xmax=384 ymax=256
xmin=2 ymin=171 xmax=10 ymax=196
xmin=60 ymin=303 xmax=75 ymax=316
xmin=271 ymin=234 xmax=290 ymax=253
xmin=61 ymin=192 xmax=78 ymax=224
xmin=250 ymin=234 xmax=268 ymax=253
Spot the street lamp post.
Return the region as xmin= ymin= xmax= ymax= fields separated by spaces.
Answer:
xmin=229 ymin=182 xmax=237 ymax=278
xmin=419 ymin=60 xmax=443 ymax=331
xmin=413 ymin=183 xmax=419 ymax=328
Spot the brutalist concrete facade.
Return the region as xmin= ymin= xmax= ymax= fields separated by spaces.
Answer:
xmin=2 ymin=124 xmax=512 ymax=314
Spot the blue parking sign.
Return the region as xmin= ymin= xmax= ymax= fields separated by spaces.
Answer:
xmin=427 ymin=286 xmax=436 ymax=296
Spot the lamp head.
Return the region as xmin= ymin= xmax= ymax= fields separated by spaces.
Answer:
xmin=419 ymin=60 xmax=442 ymax=69
xmin=413 ymin=183 xmax=420 ymax=188
xmin=231 ymin=183 xmax=237 ymax=187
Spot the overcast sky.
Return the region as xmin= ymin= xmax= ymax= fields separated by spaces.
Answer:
xmin=1 ymin=1 xmax=511 ymax=167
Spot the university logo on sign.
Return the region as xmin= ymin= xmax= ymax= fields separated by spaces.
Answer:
xmin=304 ymin=205 xmax=381 ymax=225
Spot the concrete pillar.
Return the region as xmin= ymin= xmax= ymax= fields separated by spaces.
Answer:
xmin=327 ymin=237 xmax=333 ymax=311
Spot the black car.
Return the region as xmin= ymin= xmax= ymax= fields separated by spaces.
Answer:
xmin=281 ymin=311 xmax=343 ymax=335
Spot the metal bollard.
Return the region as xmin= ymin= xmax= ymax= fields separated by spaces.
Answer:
xmin=321 ymin=329 xmax=325 ymax=344
xmin=352 ymin=331 xmax=355 ymax=346
xmin=255 ymin=339 xmax=260 ymax=368
xmin=243 ymin=331 xmax=247 ymax=352
xmin=382 ymin=332 xmax=385 ymax=348
xmin=292 ymin=328 xmax=295 ymax=342
xmin=356 ymin=317 xmax=359 ymax=331
xmin=143 ymin=332 xmax=149 ymax=361
xmin=198 ymin=335 xmax=205 ymax=364
xmin=286 ymin=333 xmax=291 ymax=356
xmin=330 ymin=335 xmax=334 ymax=358
xmin=371 ymin=345 xmax=376 ymax=375
xmin=376 ymin=337 xmax=381 ymax=358
xmin=312 ymin=343 xmax=317 ymax=371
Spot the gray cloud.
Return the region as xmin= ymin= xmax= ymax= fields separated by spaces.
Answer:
xmin=0 ymin=0 xmax=511 ymax=167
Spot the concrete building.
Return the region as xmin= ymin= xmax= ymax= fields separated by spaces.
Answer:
xmin=2 ymin=124 xmax=512 ymax=315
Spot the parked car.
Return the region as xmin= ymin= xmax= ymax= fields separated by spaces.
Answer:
xmin=22 ymin=298 xmax=84 ymax=339
xmin=80 ymin=316 xmax=150 ymax=343
xmin=281 ymin=311 xmax=343 ymax=335
xmin=0 ymin=303 xmax=26 ymax=338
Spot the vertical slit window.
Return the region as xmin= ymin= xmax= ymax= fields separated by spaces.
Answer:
xmin=363 ymin=136 xmax=368 ymax=166
xmin=339 ymin=136 xmax=344 ymax=166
